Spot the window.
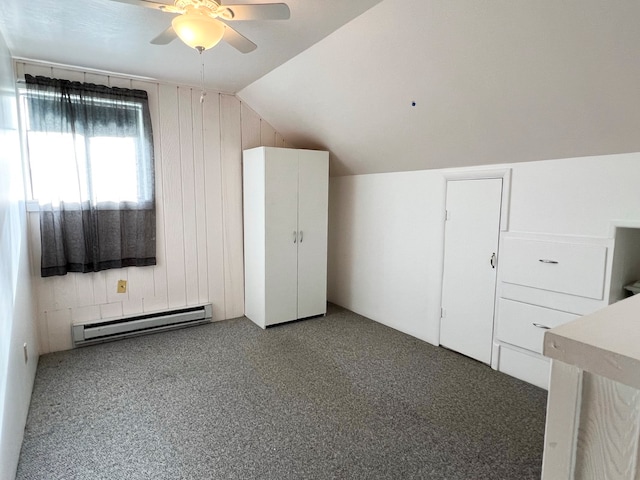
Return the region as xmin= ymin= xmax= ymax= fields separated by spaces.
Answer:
xmin=22 ymin=75 xmax=156 ymax=277
xmin=27 ymin=123 xmax=149 ymax=205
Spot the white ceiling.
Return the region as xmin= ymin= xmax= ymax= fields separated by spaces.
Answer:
xmin=240 ymin=0 xmax=640 ymax=175
xmin=0 ymin=0 xmax=382 ymax=92
xmin=3 ymin=0 xmax=640 ymax=176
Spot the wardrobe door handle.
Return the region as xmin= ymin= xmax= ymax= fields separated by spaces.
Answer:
xmin=539 ymin=259 xmax=559 ymax=264
xmin=293 ymin=230 xmax=297 ymax=243
xmin=299 ymin=231 xmax=303 ymax=243
xmin=490 ymin=252 xmax=496 ymax=269
xmin=532 ymin=323 xmax=551 ymax=330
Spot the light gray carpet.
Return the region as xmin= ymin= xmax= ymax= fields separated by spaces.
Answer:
xmin=16 ymin=304 xmax=547 ymax=479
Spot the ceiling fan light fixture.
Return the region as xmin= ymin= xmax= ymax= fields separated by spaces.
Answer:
xmin=171 ymin=10 xmax=225 ymax=50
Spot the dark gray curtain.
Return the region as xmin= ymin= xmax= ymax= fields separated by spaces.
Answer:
xmin=25 ymin=75 xmax=156 ymax=277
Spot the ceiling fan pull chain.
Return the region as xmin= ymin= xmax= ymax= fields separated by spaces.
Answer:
xmin=198 ymin=46 xmax=207 ymax=103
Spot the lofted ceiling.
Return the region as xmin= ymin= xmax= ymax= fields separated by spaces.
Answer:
xmin=0 ymin=0 xmax=382 ymax=92
xmin=3 ymin=0 xmax=640 ymax=176
xmin=239 ymin=0 xmax=640 ymax=175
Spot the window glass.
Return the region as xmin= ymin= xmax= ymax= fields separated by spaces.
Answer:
xmin=22 ymin=94 xmax=151 ymax=206
xmin=89 ymin=136 xmax=139 ymax=203
xmin=27 ymin=131 xmax=85 ymax=205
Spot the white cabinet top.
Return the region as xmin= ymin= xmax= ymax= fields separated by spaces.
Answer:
xmin=544 ymin=293 xmax=640 ymax=389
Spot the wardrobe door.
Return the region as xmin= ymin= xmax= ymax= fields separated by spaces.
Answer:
xmin=296 ymin=150 xmax=329 ymax=319
xmin=264 ymin=150 xmax=299 ymax=325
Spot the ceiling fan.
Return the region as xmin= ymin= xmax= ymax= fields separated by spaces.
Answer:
xmin=110 ymin=0 xmax=290 ymax=53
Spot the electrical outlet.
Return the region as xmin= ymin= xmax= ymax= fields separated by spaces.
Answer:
xmin=117 ymin=280 xmax=127 ymax=293
xmin=23 ymin=343 xmax=28 ymax=363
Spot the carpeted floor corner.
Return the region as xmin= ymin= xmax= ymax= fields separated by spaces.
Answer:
xmin=16 ymin=304 xmax=547 ymax=479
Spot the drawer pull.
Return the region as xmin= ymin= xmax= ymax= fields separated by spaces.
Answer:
xmin=538 ymin=259 xmax=559 ymax=264
xmin=532 ymin=323 xmax=551 ymax=330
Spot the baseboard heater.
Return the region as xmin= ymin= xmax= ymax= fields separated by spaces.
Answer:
xmin=72 ymin=304 xmax=213 ymax=346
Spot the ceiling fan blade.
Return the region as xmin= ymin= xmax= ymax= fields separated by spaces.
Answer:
xmin=150 ymin=26 xmax=178 ymax=45
xmin=223 ymin=3 xmax=290 ymax=21
xmin=222 ymin=25 xmax=257 ymax=53
xmin=110 ymin=0 xmax=182 ymax=13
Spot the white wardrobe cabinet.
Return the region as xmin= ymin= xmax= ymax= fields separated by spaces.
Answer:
xmin=243 ymin=147 xmax=329 ymax=328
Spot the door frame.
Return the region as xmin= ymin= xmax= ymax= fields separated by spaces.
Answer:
xmin=436 ymin=168 xmax=512 ymax=361
xmin=442 ymin=168 xmax=512 ymax=232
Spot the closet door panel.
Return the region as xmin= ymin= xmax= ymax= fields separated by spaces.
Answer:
xmin=264 ymin=149 xmax=299 ymax=325
xmin=297 ymin=151 xmax=329 ymax=318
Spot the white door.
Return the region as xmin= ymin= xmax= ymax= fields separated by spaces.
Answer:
xmin=264 ymin=150 xmax=299 ymax=325
xmin=297 ymin=151 xmax=329 ymax=318
xmin=440 ymin=178 xmax=502 ymax=364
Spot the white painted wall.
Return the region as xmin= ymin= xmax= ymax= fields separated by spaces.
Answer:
xmin=239 ymin=0 xmax=640 ymax=176
xmin=0 ymin=35 xmax=38 ymax=480
xmin=328 ymin=153 xmax=640 ymax=345
xmin=328 ymin=171 xmax=445 ymax=342
xmin=17 ymin=61 xmax=288 ymax=354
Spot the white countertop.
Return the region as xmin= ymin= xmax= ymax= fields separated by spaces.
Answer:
xmin=544 ymin=293 xmax=640 ymax=389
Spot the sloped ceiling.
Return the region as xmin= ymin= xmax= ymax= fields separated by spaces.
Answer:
xmin=0 ymin=0 xmax=382 ymax=92
xmin=239 ymin=0 xmax=640 ymax=176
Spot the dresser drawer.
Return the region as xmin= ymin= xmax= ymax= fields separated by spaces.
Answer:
xmin=500 ymin=238 xmax=607 ymax=299
xmin=496 ymin=298 xmax=579 ymax=353
xmin=497 ymin=345 xmax=550 ymax=390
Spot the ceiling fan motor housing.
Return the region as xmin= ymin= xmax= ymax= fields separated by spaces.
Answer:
xmin=174 ymin=0 xmax=234 ymax=20
xmin=110 ymin=0 xmax=290 ymax=53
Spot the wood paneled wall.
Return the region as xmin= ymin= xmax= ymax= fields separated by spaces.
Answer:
xmin=17 ymin=61 xmax=289 ymax=353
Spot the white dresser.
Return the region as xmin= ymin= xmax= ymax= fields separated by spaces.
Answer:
xmin=492 ymin=233 xmax=612 ymax=389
